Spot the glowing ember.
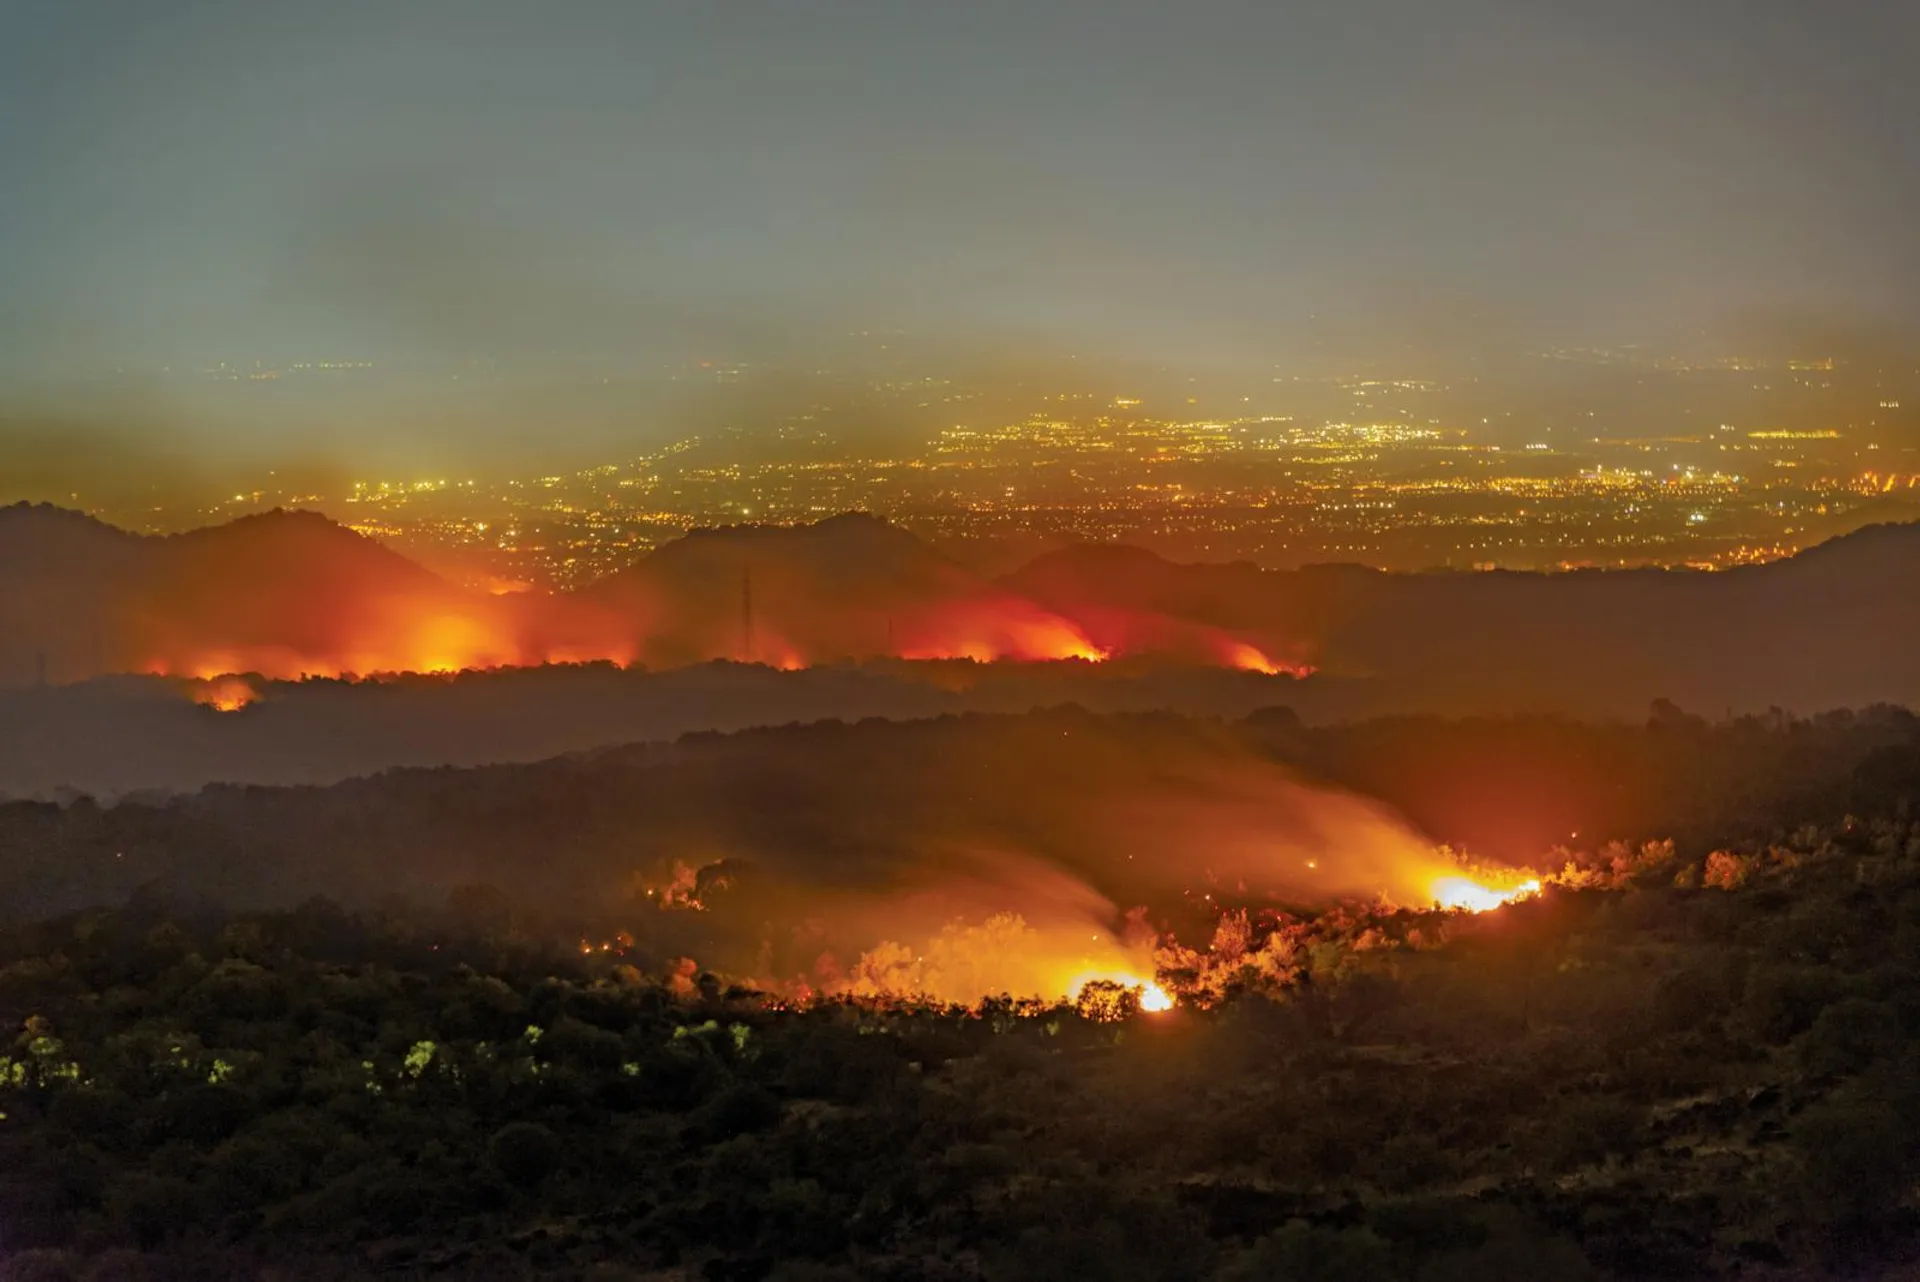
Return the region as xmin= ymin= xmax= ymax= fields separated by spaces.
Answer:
xmin=1430 ymin=875 xmax=1542 ymax=912
xmin=1137 ymin=981 xmax=1175 ymax=1013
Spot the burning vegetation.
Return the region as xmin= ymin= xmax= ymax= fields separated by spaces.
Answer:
xmin=16 ymin=507 xmax=1328 ymax=689
xmin=2 ymin=707 xmax=1919 ymax=1277
xmin=13 ymin=819 xmax=1910 ymax=1278
xmin=186 ymin=675 xmax=258 ymax=712
xmin=620 ymin=848 xmax=1558 ymax=1015
xmin=141 ymin=594 xmax=1301 ymax=689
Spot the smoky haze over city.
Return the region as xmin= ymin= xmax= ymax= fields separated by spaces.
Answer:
xmin=3 ymin=1 xmax=1918 ymax=558
xmin=7 ymin=4 xmax=1920 ymax=1281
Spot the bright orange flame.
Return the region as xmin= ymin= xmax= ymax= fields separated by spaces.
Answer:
xmin=1217 ymin=638 xmax=1316 ymax=677
xmin=130 ymin=571 xmax=1342 ymax=682
xmin=1430 ymin=875 xmax=1542 ymax=912
xmin=1068 ymin=971 xmax=1174 ymax=1013
xmin=900 ymin=632 xmax=1105 ymax=664
xmin=409 ymin=614 xmax=507 ymax=674
xmin=1225 ymin=641 xmax=1280 ymax=674
xmin=896 ymin=602 xmax=1109 ymax=664
xmin=189 ymin=677 xmax=257 ymax=712
xmin=1026 ymin=618 xmax=1110 ymax=662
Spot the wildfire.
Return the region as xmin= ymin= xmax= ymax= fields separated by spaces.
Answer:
xmin=1217 ymin=638 xmax=1316 ymax=678
xmin=129 ymin=575 xmax=1346 ymax=682
xmin=1429 ymin=874 xmax=1542 ymax=912
xmin=409 ymin=613 xmax=518 ymax=674
xmin=896 ymin=609 xmax=1109 ymax=664
xmin=611 ymin=850 xmax=1574 ymax=1014
xmin=146 ymin=624 xmax=644 ymax=683
xmin=1224 ymin=641 xmax=1282 ymax=675
xmin=1066 ymin=970 xmax=1174 ymax=1014
xmin=189 ymin=676 xmax=257 ymax=712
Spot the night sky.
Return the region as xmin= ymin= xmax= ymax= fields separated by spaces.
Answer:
xmin=1 ymin=0 xmax=1916 ymax=467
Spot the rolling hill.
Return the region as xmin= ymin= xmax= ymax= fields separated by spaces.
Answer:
xmin=5 ymin=502 xmax=1920 ymax=720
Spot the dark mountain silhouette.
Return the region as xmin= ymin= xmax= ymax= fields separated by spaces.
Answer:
xmin=0 ymin=501 xmax=144 ymax=573
xmin=0 ymin=503 xmax=501 ymax=683
xmin=0 ymin=504 xmax=149 ymax=683
xmin=4 ymin=502 xmax=1920 ymax=724
xmin=1008 ymin=521 xmax=1920 ymax=714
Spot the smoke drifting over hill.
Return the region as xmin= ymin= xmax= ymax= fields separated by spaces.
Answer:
xmin=0 ymin=707 xmax=1470 ymax=1004
xmin=6 ymin=506 xmax=1920 ymax=758
xmin=8 ymin=698 xmax=1918 ymax=1007
xmin=0 ymin=506 xmax=1300 ymax=688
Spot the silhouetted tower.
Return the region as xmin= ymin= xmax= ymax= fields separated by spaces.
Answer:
xmin=740 ymin=566 xmax=755 ymax=663
xmin=34 ymin=649 xmax=47 ymax=689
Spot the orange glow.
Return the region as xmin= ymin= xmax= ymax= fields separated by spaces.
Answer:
xmin=833 ymin=912 xmax=1169 ymax=1011
xmin=1430 ymin=874 xmax=1542 ymax=912
xmin=544 ymin=643 xmax=636 ymax=667
xmin=896 ymin=604 xmax=1109 ymax=664
xmin=742 ymin=627 xmax=810 ymax=670
xmin=141 ymin=600 xmax=642 ymax=681
xmin=125 ymin=551 xmax=1328 ymax=682
xmin=35 ymin=509 xmax=1358 ymax=686
xmin=991 ymin=599 xmax=1316 ymax=676
xmin=1068 ymin=972 xmax=1173 ymax=1012
xmin=1224 ymin=641 xmax=1280 ymax=674
xmin=187 ymin=654 xmax=245 ymax=681
xmin=189 ymin=676 xmax=257 ymax=712
xmin=1216 ymin=636 xmax=1315 ymax=677
xmin=410 ymin=613 xmax=510 ymax=674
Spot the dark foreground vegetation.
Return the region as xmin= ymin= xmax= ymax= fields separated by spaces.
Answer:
xmin=3 ymin=706 xmax=1920 ymax=1278
xmin=7 ymin=812 xmax=1920 ymax=1279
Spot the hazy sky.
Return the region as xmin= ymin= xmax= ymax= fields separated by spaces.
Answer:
xmin=1 ymin=0 xmax=1916 ymax=484
xmin=5 ymin=0 xmax=1917 ymax=362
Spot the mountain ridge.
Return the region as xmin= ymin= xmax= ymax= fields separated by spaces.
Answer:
xmin=3 ymin=504 xmax=1919 ymax=715
xmin=11 ymin=499 xmax=1920 ymax=593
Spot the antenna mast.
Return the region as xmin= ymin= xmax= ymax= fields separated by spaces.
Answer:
xmin=740 ymin=567 xmax=754 ymax=663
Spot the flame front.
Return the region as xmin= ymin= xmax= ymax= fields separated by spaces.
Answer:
xmin=127 ymin=563 xmax=1347 ymax=686
xmin=1137 ymin=980 xmax=1175 ymax=1012
xmin=139 ymin=567 xmax=1327 ymax=688
xmin=895 ymin=601 xmax=1109 ymax=664
xmin=1429 ymin=874 xmax=1542 ymax=912
xmin=189 ymin=677 xmax=257 ymax=712
xmin=1224 ymin=641 xmax=1281 ymax=674
xmin=1066 ymin=970 xmax=1175 ymax=1012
